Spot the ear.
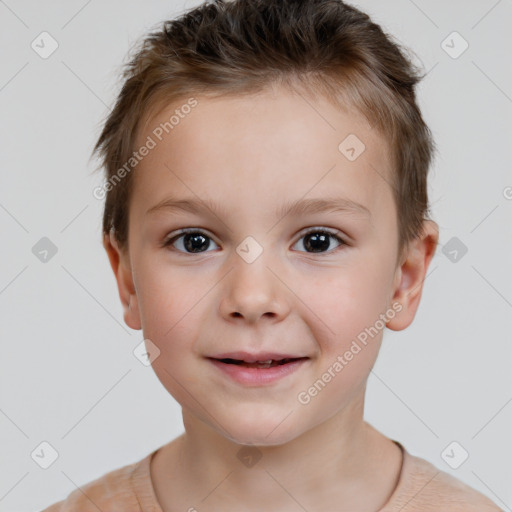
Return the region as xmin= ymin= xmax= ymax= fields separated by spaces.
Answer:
xmin=386 ymin=220 xmax=439 ymax=331
xmin=102 ymin=230 xmax=142 ymax=331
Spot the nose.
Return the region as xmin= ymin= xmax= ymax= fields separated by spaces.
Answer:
xmin=219 ymin=253 xmax=291 ymax=325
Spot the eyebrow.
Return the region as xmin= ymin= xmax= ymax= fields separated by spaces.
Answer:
xmin=146 ymin=196 xmax=371 ymax=220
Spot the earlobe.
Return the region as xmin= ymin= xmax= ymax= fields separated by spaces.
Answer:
xmin=102 ymin=231 xmax=142 ymax=331
xmin=386 ymin=220 xmax=439 ymax=332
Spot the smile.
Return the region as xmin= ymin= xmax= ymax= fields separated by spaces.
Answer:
xmin=207 ymin=357 xmax=309 ymax=385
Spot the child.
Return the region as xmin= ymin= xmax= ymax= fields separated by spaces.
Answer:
xmin=42 ymin=0 xmax=502 ymax=510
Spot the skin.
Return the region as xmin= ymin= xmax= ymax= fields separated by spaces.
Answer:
xmin=104 ymin=84 xmax=439 ymax=512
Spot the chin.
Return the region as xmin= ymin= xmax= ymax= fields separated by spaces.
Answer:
xmin=221 ymin=414 xmax=304 ymax=448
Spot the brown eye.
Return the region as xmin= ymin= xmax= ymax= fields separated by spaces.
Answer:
xmin=293 ymin=229 xmax=346 ymax=254
xmin=164 ymin=229 xmax=219 ymax=254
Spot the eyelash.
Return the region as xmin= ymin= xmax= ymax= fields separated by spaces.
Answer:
xmin=162 ymin=227 xmax=347 ymax=255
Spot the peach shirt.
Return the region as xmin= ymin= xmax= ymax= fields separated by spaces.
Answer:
xmin=41 ymin=441 xmax=502 ymax=511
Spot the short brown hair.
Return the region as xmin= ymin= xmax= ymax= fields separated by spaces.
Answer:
xmin=91 ymin=0 xmax=436 ymax=262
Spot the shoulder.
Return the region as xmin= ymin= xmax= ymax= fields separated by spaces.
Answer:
xmin=390 ymin=445 xmax=502 ymax=512
xmin=40 ymin=458 xmax=142 ymax=512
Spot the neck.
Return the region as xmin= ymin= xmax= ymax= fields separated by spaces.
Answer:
xmin=154 ymin=392 xmax=403 ymax=511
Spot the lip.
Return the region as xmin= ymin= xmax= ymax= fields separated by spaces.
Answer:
xmin=208 ymin=351 xmax=306 ymax=363
xmin=207 ymin=357 xmax=309 ymax=386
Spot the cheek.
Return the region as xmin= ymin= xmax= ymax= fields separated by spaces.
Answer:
xmin=135 ymin=267 xmax=203 ymax=399
xmin=296 ymin=270 xmax=389 ymax=413
xmin=134 ymin=262 xmax=202 ymax=349
xmin=304 ymin=260 xmax=392 ymax=343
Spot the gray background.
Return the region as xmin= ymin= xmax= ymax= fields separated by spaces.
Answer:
xmin=0 ymin=0 xmax=511 ymax=510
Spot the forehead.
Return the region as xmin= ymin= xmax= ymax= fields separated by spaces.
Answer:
xmin=131 ymin=87 xmax=394 ymax=220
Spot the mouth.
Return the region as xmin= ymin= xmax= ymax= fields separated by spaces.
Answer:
xmin=212 ymin=357 xmax=307 ymax=369
xmin=206 ymin=354 xmax=310 ymax=385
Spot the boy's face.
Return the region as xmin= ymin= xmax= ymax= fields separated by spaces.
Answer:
xmin=105 ymin=86 xmax=438 ymax=446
